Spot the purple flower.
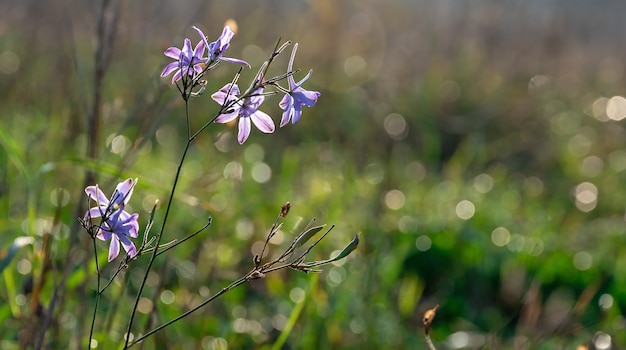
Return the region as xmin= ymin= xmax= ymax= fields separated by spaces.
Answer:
xmin=279 ymin=43 xmax=321 ymax=127
xmin=84 ymin=178 xmax=139 ymax=262
xmin=211 ymin=84 xmax=275 ymax=144
xmin=160 ymin=37 xmax=206 ymax=84
xmin=194 ymin=26 xmax=250 ymax=67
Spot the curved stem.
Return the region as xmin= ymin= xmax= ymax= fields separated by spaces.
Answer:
xmin=88 ymin=237 xmax=101 ymax=349
xmin=123 ymin=100 xmax=192 ymax=349
xmin=128 ymin=272 xmax=252 ymax=347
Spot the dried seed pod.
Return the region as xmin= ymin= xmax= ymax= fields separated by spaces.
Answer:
xmin=423 ymin=304 xmax=439 ymax=335
xmin=280 ymin=201 xmax=291 ymax=217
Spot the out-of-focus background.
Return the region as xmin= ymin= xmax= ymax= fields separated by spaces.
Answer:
xmin=2 ymin=0 xmax=626 ymax=348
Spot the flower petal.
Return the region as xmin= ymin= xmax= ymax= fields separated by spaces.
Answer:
xmin=182 ymin=38 xmax=193 ymax=61
xmin=85 ymin=185 xmax=109 ymax=207
xmin=211 ymin=83 xmax=240 ymax=104
xmin=294 ymin=89 xmax=321 ymax=107
xmin=294 ymin=69 xmax=314 ymax=89
xmin=250 ymin=110 xmax=275 ymax=134
xmin=219 ymin=56 xmax=251 ymax=67
xmin=279 ymin=94 xmax=294 ymax=127
xmin=118 ymin=234 xmax=138 ymax=258
xmin=237 ymin=117 xmax=251 ymax=144
xmin=164 ymin=47 xmax=182 ymax=60
xmin=161 ymin=62 xmax=181 ymax=78
xmin=171 ymin=69 xmax=183 ymax=84
xmin=112 ymin=178 xmax=136 ymax=206
xmin=192 ymin=40 xmax=206 ymax=63
xmin=291 ymin=106 xmax=303 ymax=125
xmin=215 ymin=111 xmax=239 ymax=124
xmin=85 ymin=207 xmax=105 ymax=220
xmin=96 ymin=229 xmax=112 ymax=241
xmin=192 ymin=26 xmax=210 ymax=51
xmin=108 ymin=235 xmax=120 ymax=262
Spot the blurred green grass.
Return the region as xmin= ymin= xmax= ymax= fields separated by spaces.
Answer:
xmin=2 ymin=0 xmax=626 ymax=349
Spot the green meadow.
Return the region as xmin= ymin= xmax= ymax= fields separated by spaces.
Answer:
xmin=1 ymin=1 xmax=625 ymax=349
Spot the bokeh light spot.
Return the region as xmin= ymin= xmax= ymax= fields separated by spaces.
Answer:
xmin=609 ymin=150 xmax=626 ymax=172
xmin=160 ymin=290 xmax=175 ymax=305
xmin=507 ymin=234 xmax=525 ymax=252
xmin=251 ymin=162 xmax=271 ymax=183
xmin=574 ymin=182 xmax=598 ymax=212
xmin=405 ymin=161 xmax=426 ymax=181
xmin=591 ymin=97 xmax=609 ymax=121
xmin=383 ymin=113 xmax=408 ymax=140
xmin=344 ymin=55 xmax=367 ymax=77
xmin=210 ymin=194 xmax=228 ymax=212
xmin=398 ymin=215 xmax=417 ymax=233
xmin=415 ymin=235 xmax=432 ymax=251
xmin=606 ymin=96 xmax=626 ymax=121
xmin=137 ymin=297 xmax=153 ymax=314
xmin=580 ymin=156 xmax=604 ymax=177
xmin=244 ymin=143 xmax=264 ymax=163
xmin=50 ymin=187 xmax=70 ymax=207
xmin=289 ymin=287 xmax=305 ymax=303
xmin=235 ymin=218 xmax=254 ymax=240
xmin=593 ymin=332 xmax=612 ymax=350
xmin=455 ymin=200 xmax=475 ymax=220
xmin=384 ymin=190 xmax=405 ymax=210
xmin=17 ymin=259 xmax=32 ymax=275
xmin=365 ymin=163 xmax=384 ymax=184
xmin=224 ymin=161 xmax=243 ymax=180
xmin=573 ymin=251 xmax=593 ymax=271
xmin=599 ymin=294 xmax=614 ymax=309
xmin=473 ymin=174 xmax=494 ymax=194
xmin=491 ymin=227 xmax=510 ymax=247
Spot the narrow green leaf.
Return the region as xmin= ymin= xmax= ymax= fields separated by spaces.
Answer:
xmin=293 ymin=225 xmax=326 ymax=250
xmin=327 ymin=234 xmax=360 ymax=263
xmin=304 ymin=234 xmax=360 ymax=268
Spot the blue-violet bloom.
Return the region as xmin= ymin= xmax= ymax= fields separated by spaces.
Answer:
xmin=211 ymin=83 xmax=275 ymax=144
xmin=194 ymin=25 xmax=250 ymax=67
xmin=279 ymin=43 xmax=321 ymax=127
xmin=84 ymin=178 xmax=139 ymax=262
xmin=161 ymin=37 xmax=206 ymax=84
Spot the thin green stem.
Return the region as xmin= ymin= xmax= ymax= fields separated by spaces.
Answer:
xmin=88 ymin=237 xmax=101 ymax=349
xmin=128 ymin=272 xmax=253 ymax=347
xmin=154 ymin=218 xmax=212 ymax=258
xmin=123 ymin=100 xmax=192 ymax=349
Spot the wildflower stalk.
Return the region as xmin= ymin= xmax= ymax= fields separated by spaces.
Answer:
xmin=123 ymin=99 xmax=193 ymax=349
xmin=88 ymin=237 xmax=102 ymax=348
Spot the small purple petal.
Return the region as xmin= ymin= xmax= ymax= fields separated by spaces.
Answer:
xmin=250 ymin=110 xmax=275 ymax=134
xmin=96 ymin=230 xmax=112 ymax=241
xmin=161 ymin=62 xmax=180 ymax=78
xmin=108 ymin=236 xmax=120 ymax=262
xmin=294 ymin=69 xmax=314 ymax=88
xmin=85 ymin=185 xmax=109 ymax=206
xmin=118 ymin=234 xmax=137 ymax=258
xmin=113 ymin=178 xmax=136 ymax=206
xmin=182 ymin=38 xmax=193 ymax=60
xmin=215 ymin=111 xmax=239 ymax=124
xmin=85 ymin=207 xmax=104 ymax=220
xmin=291 ymin=107 xmax=303 ymax=124
xmin=171 ymin=70 xmax=183 ymax=84
xmin=238 ymin=117 xmax=251 ymax=144
xmin=164 ymin=47 xmax=182 ymax=60
xmin=279 ymin=94 xmax=294 ymax=128
xmin=219 ymin=56 xmax=251 ymax=67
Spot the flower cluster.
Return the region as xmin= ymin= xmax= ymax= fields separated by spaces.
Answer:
xmin=160 ymin=26 xmax=249 ymax=85
xmin=161 ymin=25 xmax=321 ymax=144
xmin=84 ymin=178 xmax=139 ymax=262
xmin=86 ymin=25 xmax=323 ymax=263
